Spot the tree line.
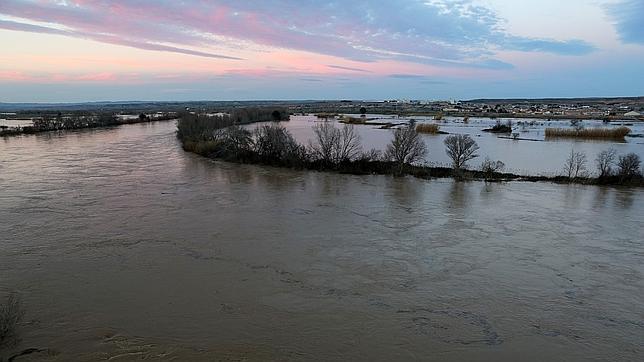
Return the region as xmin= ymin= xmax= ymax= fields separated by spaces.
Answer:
xmin=177 ymin=111 xmax=643 ymax=186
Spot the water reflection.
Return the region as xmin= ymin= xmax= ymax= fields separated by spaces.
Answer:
xmin=592 ymin=186 xmax=611 ymax=210
xmin=446 ymin=181 xmax=468 ymax=211
xmin=562 ymin=184 xmax=585 ymax=208
xmin=387 ymin=176 xmax=423 ymax=207
xmin=615 ymin=188 xmax=635 ymax=210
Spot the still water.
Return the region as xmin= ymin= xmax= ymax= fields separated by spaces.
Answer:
xmin=268 ymin=115 xmax=644 ymax=176
xmin=1 ymin=121 xmax=643 ymax=361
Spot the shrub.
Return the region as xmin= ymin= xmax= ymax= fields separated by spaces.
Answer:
xmin=617 ymin=153 xmax=641 ymax=178
xmin=481 ymin=157 xmax=505 ymax=177
xmin=253 ymin=124 xmax=307 ymax=166
xmin=221 ymin=125 xmax=253 ymax=158
xmin=484 ymin=120 xmax=512 ymax=133
xmin=415 ymin=123 xmax=440 ymax=134
xmin=358 ymin=149 xmax=382 ymax=162
xmin=384 ymin=126 xmax=427 ymax=173
xmin=595 ymin=148 xmax=617 ymax=177
xmin=176 ymin=113 xmax=233 ymax=142
xmin=444 ymin=134 xmax=480 ymax=170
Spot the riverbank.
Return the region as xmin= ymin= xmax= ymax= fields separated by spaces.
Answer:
xmin=0 ymin=113 xmax=178 ymax=137
xmin=189 ymin=148 xmax=644 ymax=187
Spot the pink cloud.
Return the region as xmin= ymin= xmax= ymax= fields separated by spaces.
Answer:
xmin=75 ymin=72 xmax=117 ymax=81
xmin=0 ymin=70 xmax=31 ymax=81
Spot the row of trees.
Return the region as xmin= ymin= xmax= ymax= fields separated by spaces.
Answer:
xmin=178 ymin=114 xmax=487 ymax=175
xmin=31 ymin=113 xmax=120 ymax=131
xmin=178 ymin=113 xmax=642 ymax=185
xmin=564 ymin=148 xmax=642 ymax=180
xmin=20 ymin=112 xmax=176 ymax=134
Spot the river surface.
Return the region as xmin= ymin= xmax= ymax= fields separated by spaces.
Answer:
xmin=1 ymin=121 xmax=643 ymax=361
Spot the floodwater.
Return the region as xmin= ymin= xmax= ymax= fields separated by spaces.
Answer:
xmin=0 ymin=119 xmax=33 ymax=128
xmin=1 ymin=121 xmax=643 ymax=361
xmin=267 ymin=115 xmax=644 ymax=176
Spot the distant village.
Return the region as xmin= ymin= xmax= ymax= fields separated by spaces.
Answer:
xmin=292 ymin=98 xmax=644 ymax=121
xmin=1 ymin=97 xmax=643 ymax=122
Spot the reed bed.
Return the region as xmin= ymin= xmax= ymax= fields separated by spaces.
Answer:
xmin=416 ymin=123 xmax=441 ymax=134
xmin=545 ymin=127 xmax=631 ymax=139
xmin=315 ymin=113 xmax=338 ymax=119
xmin=339 ymin=115 xmax=366 ymax=124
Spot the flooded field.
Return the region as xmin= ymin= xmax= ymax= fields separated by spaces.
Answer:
xmin=0 ymin=119 xmax=34 ymax=128
xmin=1 ymin=121 xmax=643 ymax=361
xmin=262 ymin=115 xmax=644 ymax=176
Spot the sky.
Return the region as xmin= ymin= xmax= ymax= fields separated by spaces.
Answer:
xmin=0 ymin=0 xmax=643 ymax=102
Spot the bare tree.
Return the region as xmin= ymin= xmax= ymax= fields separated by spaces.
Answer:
xmin=444 ymin=134 xmax=480 ymax=170
xmin=563 ymin=149 xmax=588 ymax=179
xmin=595 ymin=148 xmax=617 ymax=177
xmin=480 ymin=157 xmax=505 ymax=178
xmin=570 ymin=119 xmax=584 ymax=131
xmin=309 ymin=121 xmax=338 ymax=163
xmin=617 ymin=153 xmax=641 ymax=178
xmin=222 ymin=125 xmax=252 ymax=155
xmin=253 ymin=123 xmax=304 ymax=164
xmin=337 ymin=124 xmax=362 ymax=162
xmin=309 ymin=121 xmax=361 ymax=164
xmin=385 ymin=126 xmax=427 ymax=172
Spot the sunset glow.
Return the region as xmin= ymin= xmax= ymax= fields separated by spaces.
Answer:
xmin=1 ymin=0 xmax=643 ymax=101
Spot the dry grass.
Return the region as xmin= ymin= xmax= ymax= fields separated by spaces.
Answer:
xmin=339 ymin=116 xmax=366 ymax=124
xmin=416 ymin=123 xmax=441 ymax=134
xmin=545 ymin=127 xmax=631 ymax=139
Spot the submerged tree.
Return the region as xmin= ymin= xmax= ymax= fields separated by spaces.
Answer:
xmin=385 ymin=126 xmax=427 ymax=173
xmin=563 ymin=149 xmax=588 ymax=179
xmin=253 ymin=124 xmax=307 ymax=166
xmin=309 ymin=121 xmax=361 ymax=164
xmin=595 ymin=148 xmax=617 ymax=178
xmin=480 ymin=157 xmax=505 ymax=178
xmin=444 ymin=134 xmax=480 ymax=170
xmin=617 ymin=153 xmax=641 ymax=178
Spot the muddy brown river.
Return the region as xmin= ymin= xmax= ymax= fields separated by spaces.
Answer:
xmin=1 ymin=121 xmax=643 ymax=361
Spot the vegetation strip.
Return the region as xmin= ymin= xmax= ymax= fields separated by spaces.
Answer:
xmin=0 ymin=112 xmax=177 ymax=137
xmin=177 ymin=108 xmax=643 ymax=187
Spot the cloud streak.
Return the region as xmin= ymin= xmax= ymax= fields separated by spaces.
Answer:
xmin=607 ymin=0 xmax=644 ymax=45
xmin=0 ymin=19 xmax=243 ymax=60
xmin=0 ymin=0 xmax=596 ymax=69
xmin=327 ymin=65 xmax=371 ymax=73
